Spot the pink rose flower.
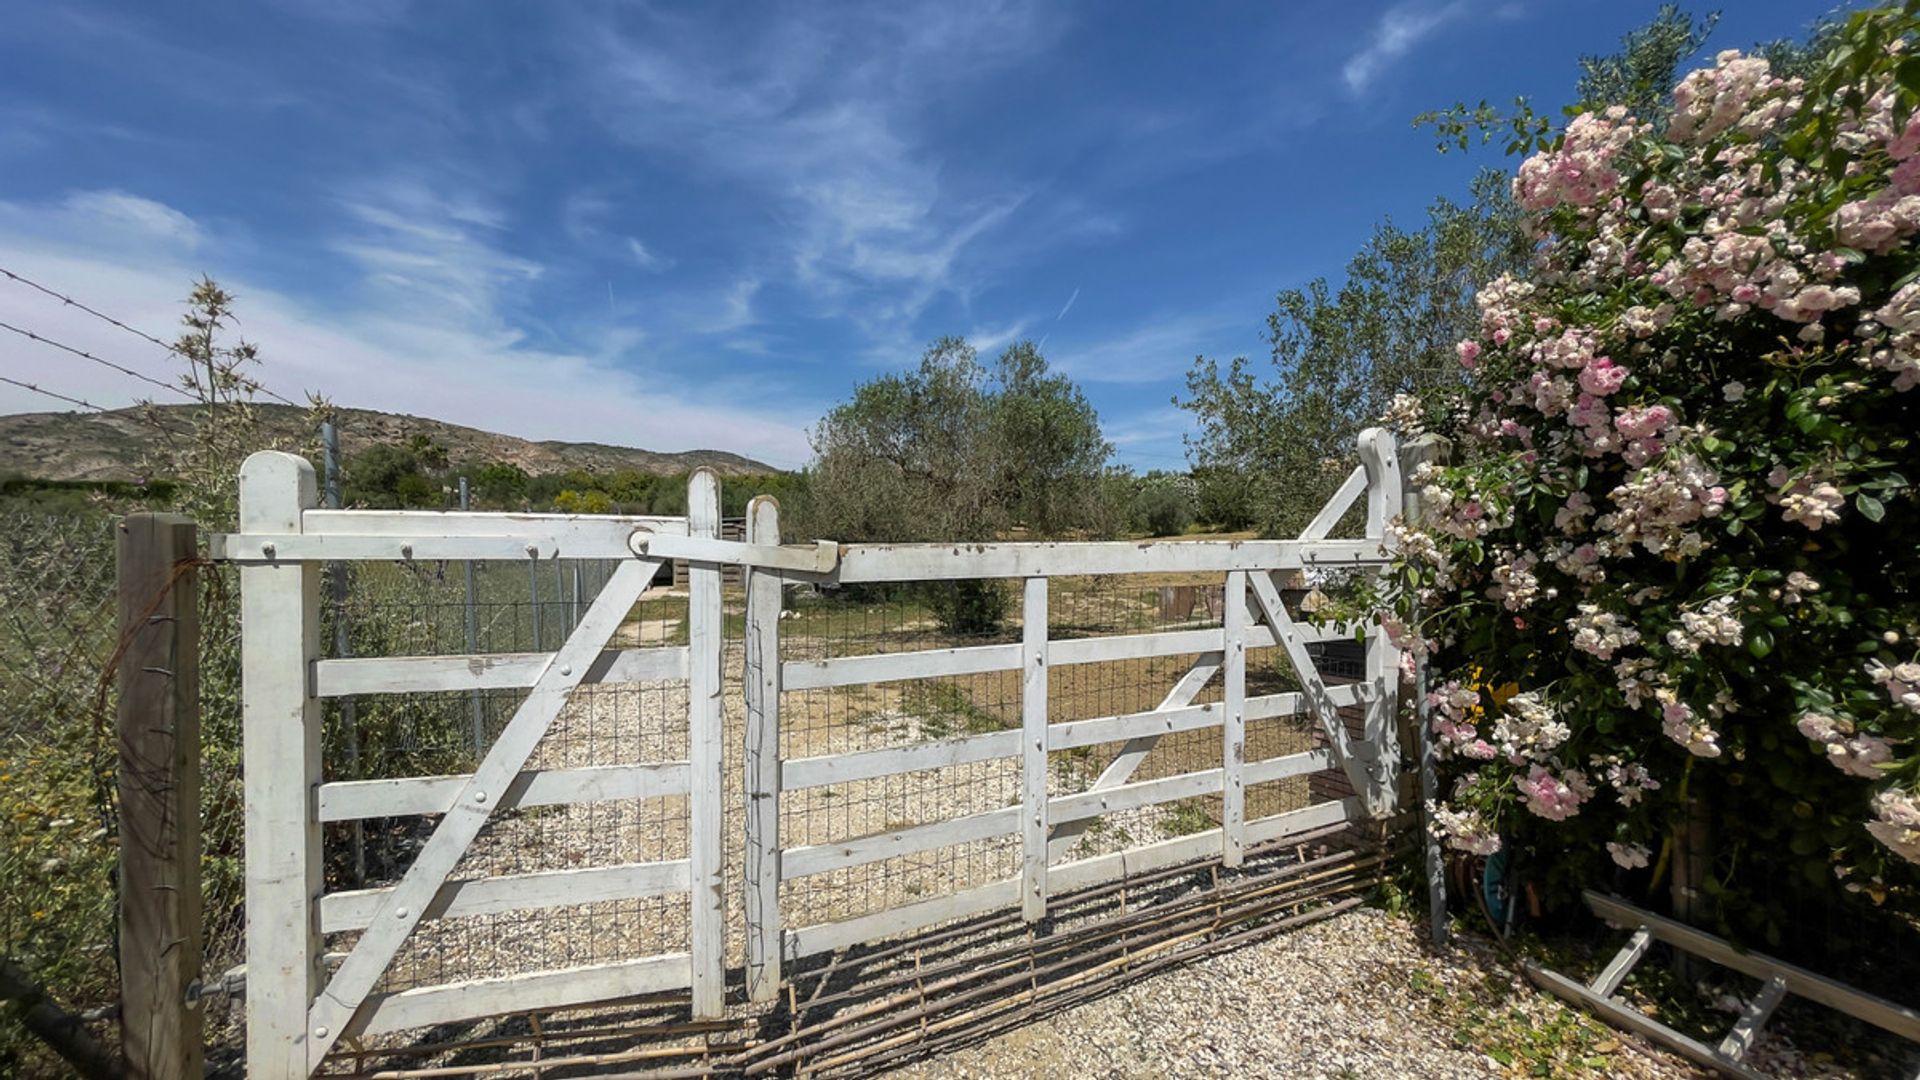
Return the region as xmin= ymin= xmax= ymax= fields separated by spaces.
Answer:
xmin=1578 ymin=357 xmax=1629 ymax=396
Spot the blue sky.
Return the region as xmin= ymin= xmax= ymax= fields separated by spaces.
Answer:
xmin=0 ymin=1 xmax=1836 ymax=470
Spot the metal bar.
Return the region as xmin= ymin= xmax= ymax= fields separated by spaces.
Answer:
xmin=1583 ymin=892 xmax=1920 ymax=1042
xmin=321 ymin=420 xmax=366 ymax=888
xmin=1527 ymin=963 xmax=1769 ymax=1080
xmin=631 ymin=531 xmax=837 ymax=574
xmin=1718 ymin=976 xmax=1788 ymax=1062
xmin=529 ymin=559 xmax=542 ymax=651
xmin=460 ymin=477 xmax=484 ymax=757
xmin=1589 ymin=926 xmax=1652 ymax=998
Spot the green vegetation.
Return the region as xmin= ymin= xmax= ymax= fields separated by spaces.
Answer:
xmin=1177 ymin=170 xmax=1530 ymax=539
xmin=901 ymin=681 xmax=1011 ymax=740
xmin=1161 ymin=799 xmax=1217 ymax=837
xmin=335 ymin=431 xmax=810 ymax=518
xmin=804 ymin=337 xmax=1110 ymax=544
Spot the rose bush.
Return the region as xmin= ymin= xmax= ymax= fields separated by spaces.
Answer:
xmin=1385 ymin=6 xmax=1920 ymax=947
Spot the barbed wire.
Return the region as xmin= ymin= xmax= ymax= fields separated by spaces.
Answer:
xmin=0 ymin=265 xmax=306 ymax=409
xmin=0 ymin=374 xmax=108 ymax=412
xmin=0 ymin=319 xmax=192 ymax=400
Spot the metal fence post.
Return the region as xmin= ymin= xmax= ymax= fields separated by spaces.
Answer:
xmin=238 ymin=451 xmax=323 ymax=1075
xmin=570 ymin=561 xmax=582 ymax=629
xmin=116 ymin=513 xmax=203 ymax=1080
xmin=460 ymin=477 xmax=483 ymax=756
xmin=743 ymin=495 xmax=783 ymax=1002
xmin=322 ymin=420 xmax=365 ymax=886
xmin=529 ymin=559 xmax=542 ymax=651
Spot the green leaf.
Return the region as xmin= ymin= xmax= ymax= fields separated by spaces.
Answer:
xmin=1857 ymin=494 xmax=1886 ymax=522
xmin=1748 ymin=629 xmax=1774 ymax=659
xmin=1899 ymin=56 xmax=1920 ymax=96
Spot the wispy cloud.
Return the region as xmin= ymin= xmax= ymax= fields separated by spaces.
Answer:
xmin=1049 ymin=311 xmax=1255 ymax=385
xmin=0 ymin=189 xmax=816 ymax=466
xmin=564 ymin=191 xmax=676 ymax=273
xmin=59 ymin=190 xmax=203 ymax=248
xmin=626 ymin=237 xmax=670 ymax=272
xmin=1342 ymin=2 xmax=1469 ymax=94
xmin=563 ymin=2 xmax=1065 ymax=342
xmin=1055 ymin=287 xmax=1080 ymax=322
xmin=968 ymin=320 xmax=1030 ymax=356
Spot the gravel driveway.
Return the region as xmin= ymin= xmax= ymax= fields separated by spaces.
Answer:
xmin=879 ymin=906 xmax=1698 ymax=1080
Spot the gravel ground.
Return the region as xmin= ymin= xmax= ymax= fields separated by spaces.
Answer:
xmin=879 ymin=906 xmax=1701 ymax=1080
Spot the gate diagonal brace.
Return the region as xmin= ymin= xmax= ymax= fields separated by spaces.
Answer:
xmin=302 ymin=558 xmax=661 ymax=1069
xmin=1245 ymin=570 xmax=1390 ymax=814
xmin=630 ymin=530 xmax=839 ymax=575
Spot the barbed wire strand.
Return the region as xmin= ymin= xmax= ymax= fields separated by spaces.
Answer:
xmin=0 ymin=374 xmax=108 ymax=412
xmin=0 ymin=373 xmax=194 ymax=450
xmin=0 ymin=319 xmax=193 ymax=400
xmin=0 ymin=265 xmax=306 ymax=409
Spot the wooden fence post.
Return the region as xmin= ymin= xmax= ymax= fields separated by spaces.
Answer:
xmin=743 ymin=495 xmax=782 ymax=1003
xmin=686 ymin=469 xmax=726 ymax=1018
xmin=239 ymin=451 xmax=323 ymax=1077
xmin=117 ymin=513 xmax=203 ymax=1080
xmin=1021 ymin=577 xmax=1049 ymax=922
xmin=1400 ymin=433 xmax=1452 ymax=947
xmin=1221 ymin=569 xmax=1247 ymax=869
xmin=1358 ymin=428 xmax=1403 ymax=819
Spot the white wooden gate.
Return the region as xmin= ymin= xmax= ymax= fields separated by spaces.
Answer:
xmin=734 ymin=429 xmax=1409 ymax=1002
xmin=222 ymin=429 xmax=1413 ymax=1076
xmin=224 ymin=455 xmax=728 ymax=1076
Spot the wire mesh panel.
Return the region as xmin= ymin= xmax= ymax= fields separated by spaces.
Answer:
xmin=225 ymin=452 xmax=726 ymax=1074
xmin=0 ymin=513 xmax=121 ymax=1074
xmin=772 ymin=564 xmax=1367 ymax=955
xmin=318 ymin=560 xmax=694 ymax=1011
xmin=777 ymin=579 xmax=1025 ymax=933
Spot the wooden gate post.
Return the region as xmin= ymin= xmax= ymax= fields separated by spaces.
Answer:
xmin=1020 ymin=577 xmax=1049 ymax=922
xmin=1399 ymin=433 xmax=1452 ymax=947
xmin=117 ymin=513 xmax=203 ymax=1080
xmin=742 ymin=495 xmax=783 ymax=1003
xmin=1357 ymin=428 xmax=1403 ymax=818
xmin=1221 ymin=569 xmax=1247 ymax=868
xmin=686 ymin=469 xmax=726 ymax=1018
xmin=238 ymin=451 xmax=323 ymax=1077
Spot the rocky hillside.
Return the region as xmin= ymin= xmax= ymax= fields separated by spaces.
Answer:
xmin=0 ymin=403 xmax=777 ymax=483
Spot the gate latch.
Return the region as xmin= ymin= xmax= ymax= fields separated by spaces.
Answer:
xmin=628 ymin=530 xmax=840 ymax=575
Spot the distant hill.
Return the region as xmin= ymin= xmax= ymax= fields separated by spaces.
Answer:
xmin=0 ymin=403 xmax=778 ymax=483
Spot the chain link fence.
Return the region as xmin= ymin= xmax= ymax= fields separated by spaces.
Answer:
xmin=0 ymin=505 xmax=633 ymax=1075
xmin=0 ymin=513 xmax=124 ymax=1075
